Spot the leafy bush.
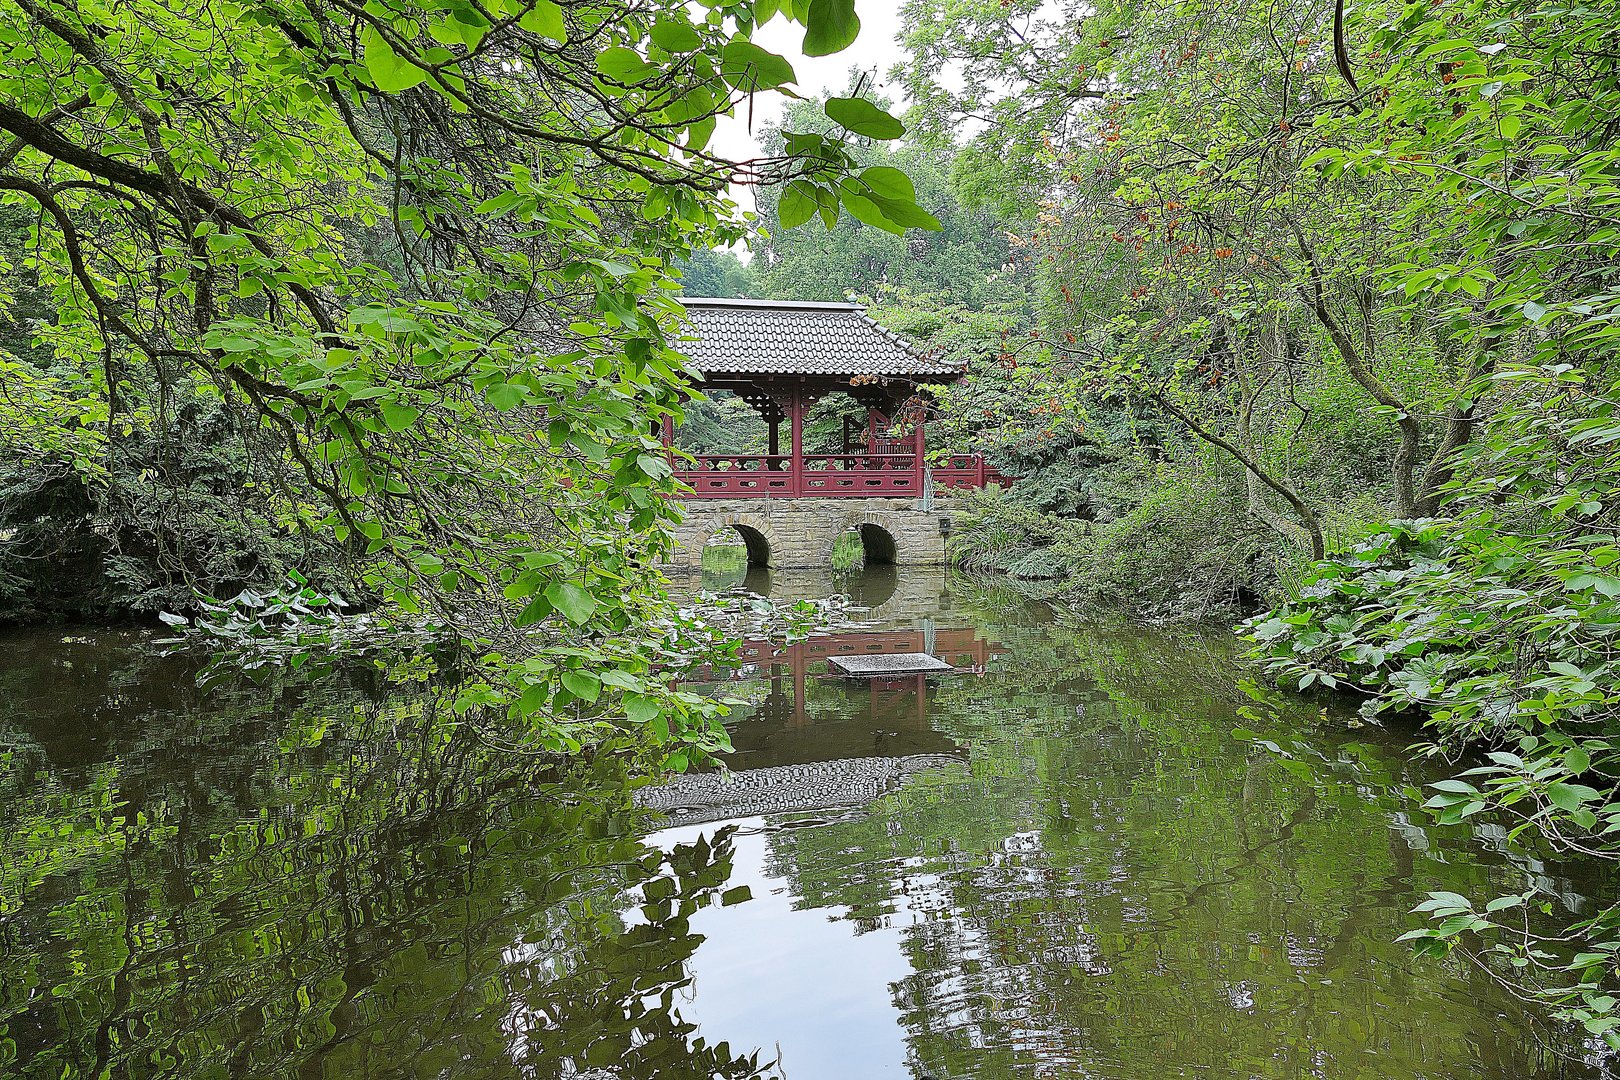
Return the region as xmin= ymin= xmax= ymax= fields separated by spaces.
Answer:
xmin=948 ymin=490 xmax=1092 ymax=578
xmin=1078 ymin=468 xmax=1275 ymax=617
xmin=1246 ymin=366 xmax=1620 ymax=1036
xmin=950 ymin=460 xmax=1293 ymax=617
xmin=0 ymin=388 xmax=349 ymax=624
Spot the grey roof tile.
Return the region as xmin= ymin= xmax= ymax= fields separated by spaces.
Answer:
xmin=676 ymin=297 xmax=964 ymax=379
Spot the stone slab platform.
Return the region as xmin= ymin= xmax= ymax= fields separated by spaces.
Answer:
xmin=828 ymin=653 xmax=954 ymax=677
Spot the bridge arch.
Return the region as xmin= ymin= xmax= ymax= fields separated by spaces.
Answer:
xmin=668 ymin=497 xmax=955 ymax=572
xmin=705 ymin=512 xmax=775 ymax=568
xmin=829 ymin=511 xmax=904 ymax=569
xmin=856 ymin=522 xmax=897 ymax=565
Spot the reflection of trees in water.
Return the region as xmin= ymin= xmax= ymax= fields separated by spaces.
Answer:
xmin=3 ymin=594 xmax=1611 ymax=1079
xmin=0 ymin=642 xmax=770 ymax=1080
xmin=754 ymin=589 xmax=1605 ymax=1079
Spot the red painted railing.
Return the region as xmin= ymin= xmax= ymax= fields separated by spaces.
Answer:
xmin=932 ymin=454 xmax=1017 ymax=492
xmin=677 ymin=454 xmax=796 ymax=497
xmin=801 ymin=452 xmax=920 ymax=495
xmin=675 ymin=451 xmax=1012 ymax=498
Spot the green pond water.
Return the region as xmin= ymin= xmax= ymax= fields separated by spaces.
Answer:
xmin=2 ymin=568 xmax=1614 ymax=1079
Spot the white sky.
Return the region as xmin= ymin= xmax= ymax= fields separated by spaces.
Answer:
xmin=712 ymin=3 xmax=908 ymax=221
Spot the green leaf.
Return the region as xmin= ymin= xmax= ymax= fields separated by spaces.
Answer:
xmin=361 ymin=25 xmax=428 ymax=93
xmin=545 ymin=581 xmax=596 ymax=625
xmin=720 ymin=41 xmax=796 ymax=91
xmin=686 ymin=115 xmax=716 ymax=152
xmin=803 ymin=0 xmax=860 ymax=57
xmin=858 ymin=166 xmax=915 ymax=200
xmin=380 ymin=403 xmax=421 ymax=432
xmin=649 ymin=18 xmax=701 ymax=52
xmin=561 ymin=670 xmax=601 ymax=703
xmin=837 ymin=187 xmax=903 ymax=235
xmin=870 ymin=196 xmax=941 ymax=231
xmin=1430 ymin=779 xmax=1479 ymax=794
xmin=779 ymin=180 xmax=819 ymax=228
xmin=487 ymin=383 xmax=526 ymax=410
xmin=1417 ymin=38 xmax=1477 ymax=59
xmin=1548 ymin=782 xmax=1589 ymax=813
xmin=835 ymin=179 xmax=940 ymax=234
xmin=624 ymin=695 xmax=660 ymax=725
xmin=597 ymin=46 xmax=655 ymax=83
xmin=824 ymin=96 xmax=904 ymax=140
xmin=518 ymin=1 xmax=565 ymax=42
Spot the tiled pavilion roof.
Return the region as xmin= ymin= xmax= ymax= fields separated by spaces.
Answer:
xmin=676 ymin=297 xmax=964 ymax=380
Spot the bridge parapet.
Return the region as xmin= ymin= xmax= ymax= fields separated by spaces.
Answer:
xmin=667 ymin=495 xmax=968 ymax=572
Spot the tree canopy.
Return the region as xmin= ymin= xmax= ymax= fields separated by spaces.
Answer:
xmin=0 ymin=0 xmax=939 ymax=759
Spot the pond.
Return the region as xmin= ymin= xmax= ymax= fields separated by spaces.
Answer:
xmin=2 ymin=569 xmax=1614 ymax=1079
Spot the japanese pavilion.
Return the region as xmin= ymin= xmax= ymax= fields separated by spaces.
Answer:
xmin=662 ymin=298 xmax=1012 ymax=571
xmin=666 ymin=297 xmax=1010 ymax=498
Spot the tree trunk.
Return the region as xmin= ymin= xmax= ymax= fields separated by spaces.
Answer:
xmin=1297 ymin=259 xmax=1422 ymax=518
xmin=1153 ymin=390 xmax=1326 ymax=561
xmin=1415 ymin=332 xmax=1498 ymax=515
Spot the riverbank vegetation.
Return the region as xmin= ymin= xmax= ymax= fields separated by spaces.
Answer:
xmin=904 ymin=0 xmax=1620 ymax=1038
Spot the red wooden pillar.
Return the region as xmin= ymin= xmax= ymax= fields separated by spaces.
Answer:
xmin=788 ymin=383 xmax=804 ymax=496
xmin=913 ymin=414 xmax=925 ymax=487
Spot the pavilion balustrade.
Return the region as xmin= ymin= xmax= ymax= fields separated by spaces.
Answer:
xmin=667 ymin=377 xmax=1012 ymax=499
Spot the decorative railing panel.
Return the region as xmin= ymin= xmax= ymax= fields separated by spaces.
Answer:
xmin=800 ymin=452 xmax=920 ymax=495
xmin=673 ymin=452 xmax=1013 ymax=498
xmin=933 ymin=454 xmax=1016 ymax=492
xmin=675 ymin=454 xmax=795 ymax=497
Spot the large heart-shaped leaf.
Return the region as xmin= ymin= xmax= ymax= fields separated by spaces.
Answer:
xmin=720 ymin=40 xmax=796 ymax=91
xmin=545 ymin=581 xmax=597 ymax=624
xmin=517 ymin=1 xmax=565 ymax=42
xmin=650 ymin=18 xmax=701 ymax=53
xmin=803 ymin=0 xmax=859 ymax=57
xmin=858 ymin=166 xmax=915 ymax=201
xmin=362 ymin=25 xmax=427 ymax=93
xmin=561 ymin=670 xmax=601 ymax=703
xmin=824 ymin=96 xmax=904 ymax=140
xmin=598 ymin=46 xmax=656 ymax=83
xmin=779 ymin=179 xmax=820 ymax=228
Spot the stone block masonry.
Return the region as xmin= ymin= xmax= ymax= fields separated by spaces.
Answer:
xmin=666 ymin=496 xmax=968 ymax=571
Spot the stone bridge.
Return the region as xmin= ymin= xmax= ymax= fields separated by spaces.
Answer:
xmin=666 ymin=495 xmax=967 ymax=572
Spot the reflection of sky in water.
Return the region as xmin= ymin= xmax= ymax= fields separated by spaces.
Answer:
xmin=651 ymin=820 xmax=919 ymax=1079
xmin=614 ymin=583 xmax=1620 ymax=1080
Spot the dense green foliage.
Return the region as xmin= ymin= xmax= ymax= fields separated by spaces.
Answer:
xmin=3 ymin=0 xmax=1618 ymax=1055
xmin=0 ymin=0 xmax=942 ymax=758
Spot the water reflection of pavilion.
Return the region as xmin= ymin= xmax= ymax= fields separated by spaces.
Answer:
xmin=722 ymin=625 xmax=998 ymax=727
xmin=639 ymin=625 xmax=1002 ymax=828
